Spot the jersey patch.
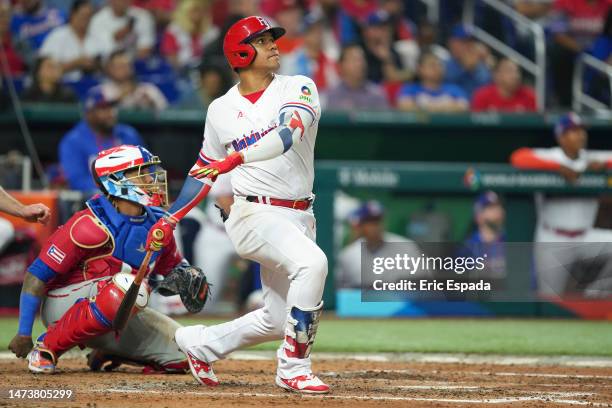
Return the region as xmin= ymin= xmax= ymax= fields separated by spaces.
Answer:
xmin=47 ymin=245 xmax=66 ymax=264
xmin=69 ymin=214 xmax=111 ymax=249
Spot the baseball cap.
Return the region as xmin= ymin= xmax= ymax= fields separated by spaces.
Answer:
xmin=554 ymin=112 xmax=584 ymax=138
xmin=473 ymin=191 xmax=501 ymax=215
xmin=84 ymin=85 xmax=120 ymax=111
xmin=451 ymin=24 xmax=474 ymax=40
xmin=365 ymin=10 xmax=391 ymax=27
xmin=348 ymin=201 xmax=384 ymax=225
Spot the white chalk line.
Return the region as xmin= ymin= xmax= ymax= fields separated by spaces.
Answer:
xmin=322 ymin=369 xmax=612 ymax=380
xmin=3 ymin=350 xmax=612 ymax=368
xmin=99 ymin=387 xmax=609 ymax=406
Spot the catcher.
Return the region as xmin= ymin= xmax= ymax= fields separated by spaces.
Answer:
xmin=8 ymin=145 xmax=210 ymax=374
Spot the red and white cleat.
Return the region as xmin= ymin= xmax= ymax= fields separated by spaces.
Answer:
xmin=174 ymin=329 xmax=219 ymax=386
xmin=276 ymin=374 xmax=330 ymax=394
xmin=27 ymin=347 xmax=56 ymax=374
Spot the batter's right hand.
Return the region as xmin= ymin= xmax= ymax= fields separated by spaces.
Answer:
xmin=146 ymin=217 xmax=176 ymax=251
xmin=9 ymin=334 xmax=33 ymax=358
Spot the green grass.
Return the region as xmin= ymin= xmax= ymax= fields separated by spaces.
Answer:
xmin=3 ymin=318 xmax=611 ymax=357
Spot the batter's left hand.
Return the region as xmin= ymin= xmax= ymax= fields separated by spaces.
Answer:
xmin=190 ymin=152 xmax=244 ymax=179
xmin=20 ymin=204 xmax=51 ymax=225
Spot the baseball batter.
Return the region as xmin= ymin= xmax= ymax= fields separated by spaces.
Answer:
xmin=511 ymin=113 xmax=612 ymax=296
xmin=146 ymin=16 xmax=329 ymax=393
xmin=9 ymin=145 xmax=210 ymax=374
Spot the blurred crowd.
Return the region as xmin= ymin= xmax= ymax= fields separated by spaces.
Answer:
xmin=0 ymin=0 xmax=610 ymax=114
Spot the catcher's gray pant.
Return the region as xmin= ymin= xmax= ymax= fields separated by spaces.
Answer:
xmin=41 ymin=277 xmax=185 ymax=366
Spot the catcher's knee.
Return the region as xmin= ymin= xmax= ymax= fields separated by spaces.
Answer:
xmin=95 ymin=273 xmax=149 ymax=321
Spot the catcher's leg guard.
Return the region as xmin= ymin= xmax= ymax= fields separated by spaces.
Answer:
xmin=42 ymin=274 xmax=148 ymax=357
xmin=282 ymin=301 xmax=323 ymax=359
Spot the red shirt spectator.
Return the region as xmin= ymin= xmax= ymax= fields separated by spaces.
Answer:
xmin=549 ymin=0 xmax=612 ymax=49
xmin=472 ymin=58 xmax=536 ymax=112
xmin=472 ymin=85 xmax=536 ymax=112
xmin=340 ymin=0 xmax=378 ymax=22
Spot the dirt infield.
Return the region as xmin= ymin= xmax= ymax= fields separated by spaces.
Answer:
xmin=1 ymin=355 xmax=611 ymax=407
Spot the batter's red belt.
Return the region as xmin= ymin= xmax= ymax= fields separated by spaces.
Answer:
xmin=246 ymin=196 xmax=313 ymax=210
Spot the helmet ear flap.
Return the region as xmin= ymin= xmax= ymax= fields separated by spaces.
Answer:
xmin=232 ymin=43 xmax=257 ymax=69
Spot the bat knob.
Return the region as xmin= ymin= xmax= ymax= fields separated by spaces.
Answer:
xmin=152 ymin=229 xmax=164 ymax=240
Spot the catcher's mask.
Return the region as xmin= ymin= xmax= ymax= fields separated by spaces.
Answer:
xmin=92 ymin=145 xmax=168 ymax=208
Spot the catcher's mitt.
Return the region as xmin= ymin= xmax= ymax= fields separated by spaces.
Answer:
xmin=156 ymin=264 xmax=211 ymax=313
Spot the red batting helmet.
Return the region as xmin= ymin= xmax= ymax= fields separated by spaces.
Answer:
xmin=223 ymin=16 xmax=286 ymax=69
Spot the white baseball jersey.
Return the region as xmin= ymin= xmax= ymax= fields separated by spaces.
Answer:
xmin=524 ymin=147 xmax=612 ymax=231
xmin=198 ymin=74 xmax=320 ymax=200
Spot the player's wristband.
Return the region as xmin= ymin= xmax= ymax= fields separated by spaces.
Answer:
xmin=17 ymin=292 xmax=41 ymax=336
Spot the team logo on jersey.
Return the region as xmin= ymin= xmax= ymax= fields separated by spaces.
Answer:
xmin=47 ymin=245 xmax=66 ymax=264
xmin=231 ymin=125 xmax=278 ymax=152
xmin=301 ymin=86 xmax=311 ymax=96
xmin=237 ymin=111 xmax=244 ymax=119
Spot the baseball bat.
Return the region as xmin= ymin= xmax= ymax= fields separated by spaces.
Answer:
xmin=113 ymin=229 xmax=164 ymax=331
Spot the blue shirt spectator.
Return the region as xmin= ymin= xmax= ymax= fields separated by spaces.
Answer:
xmin=10 ymin=0 xmax=64 ymax=61
xmin=59 ymin=85 xmax=144 ymax=192
xmin=398 ymin=51 xmax=468 ymax=112
xmin=445 ymin=25 xmax=492 ymax=98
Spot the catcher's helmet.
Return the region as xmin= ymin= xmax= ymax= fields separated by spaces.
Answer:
xmin=223 ymin=16 xmax=285 ymax=69
xmin=92 ymin=145 xmax=168 ymax=208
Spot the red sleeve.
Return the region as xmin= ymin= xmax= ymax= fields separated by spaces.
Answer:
xmin=523 ymin=87 xmax=537 ymax=112
xmin=38 ymin=213 xmax=87 ymax=274
xmin=160 ymin=30 xmax=179 ymax=57
xmin=152 ymin=237 xmax=183 ymax=276
xmin=510 ymin=147 xmax=562 ymax=170
xmin=471 ymin=87 xmax=488 ymax=112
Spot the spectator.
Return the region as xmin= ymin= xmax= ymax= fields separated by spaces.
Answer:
xmin=397 ymin=51 xmax=469 ymax=112
xmin=586 ymin=9 xmax=612 ymax=104
xmin=323 ymin=43 xmax=388 ymax=111
xmin=511 ymin=113 xmax=612 ymax=296
xmin=380 ymin=0 xmax=419 ymax=73
xmin=416 ymin=19 xmax=450 ymax=63
xmin=309 ymin=0 xmax=360 ymax=60
xmin=361 ymin=10 xmax=412 ymax=83
xmin=590 ymin=9 xmax=612 ymax=64
xmin=340 ymin=0 xmax=377 ymax=22
xmin=39 ymin=0 xmax=100 ymax=81
xmin=22 ymin=56 xmax=77 ymax=103
xmin=103 ymin=49 xmax=168 ymax=111
xmin=445 ymin=25 xmax=492 ymax=98
xmin=335 ymin=200 xmax=422 ymax=289
xmin=458 ymin=191 xmax=506 ymax=278
xmin=133 ymin=0 xmax=175 ymax=32
xmin=261 ymin=0 xmax=304 ymax=55
xmin=175 ymin=59 xmax=233 ymax=109
xmin=280 ymin=13 xmax=338 ymax=91
xmin=161 ymin=0 xmax=217 ymax=73
xmin=89 ymin=0 xmax=155 ymax=60
xmin=548 ymin=0 xmax=611 ymax=107
xmin=0 ymin=1 xmax=25 ymax=77
xmin=472 ymin=58 xmax=537 ymax=112
xmin=58 ymin=85 xmax=144 ymax=192
xmin=10 ymin=0 xmax=64 ymax=64
xmin=512 ymin=0 xmax=554 ymax=19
